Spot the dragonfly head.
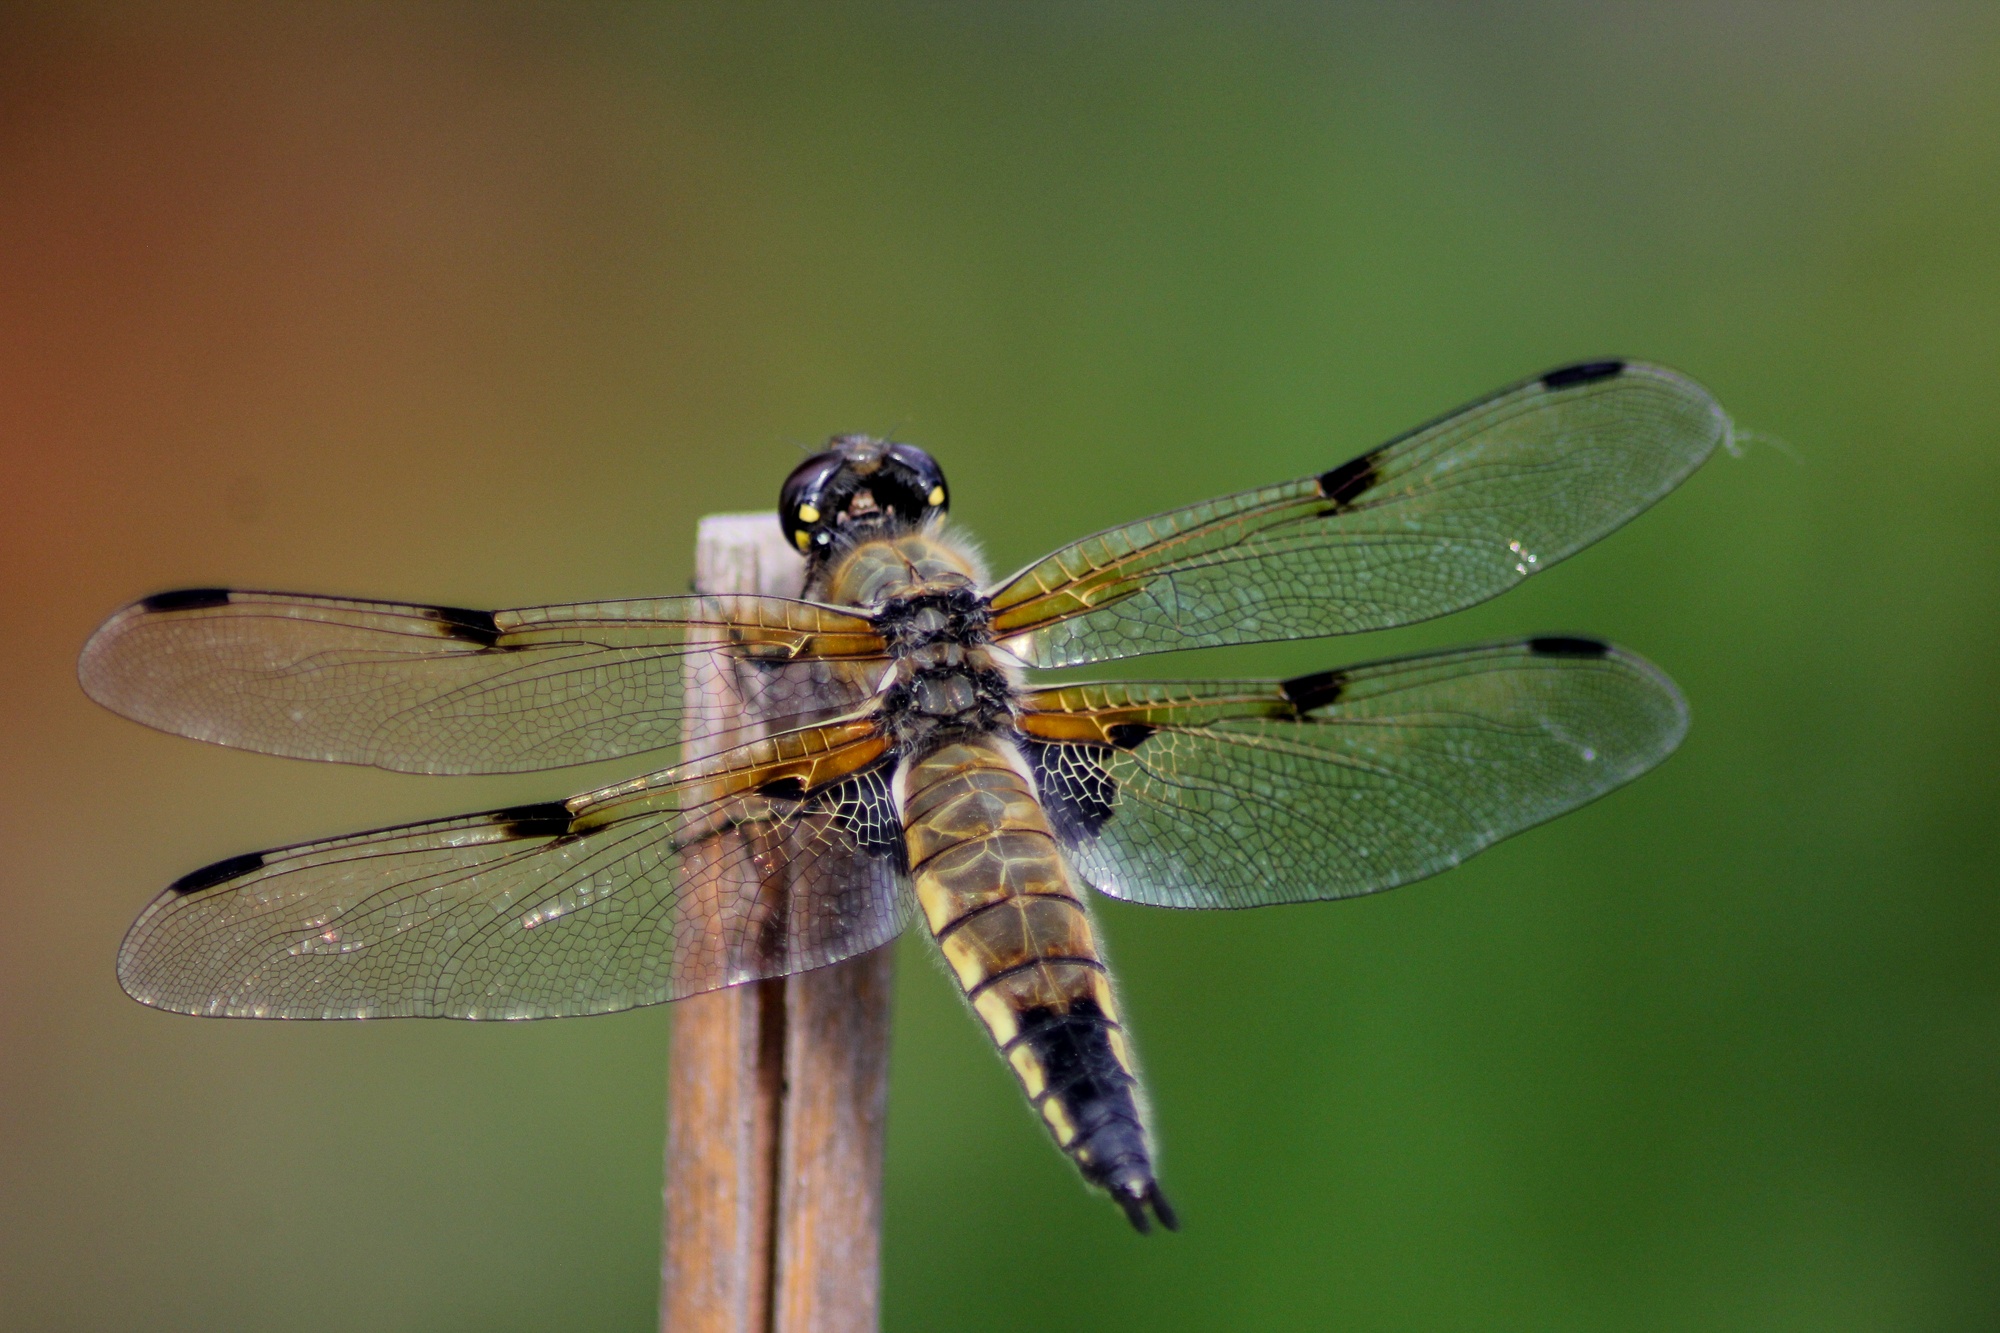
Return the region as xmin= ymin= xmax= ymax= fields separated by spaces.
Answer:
xmin=779 ymin=436 xmax=950 ymax=558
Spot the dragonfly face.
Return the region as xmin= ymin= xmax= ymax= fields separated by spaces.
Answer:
xmin=79 ymin=359 xmax=1732 ymax=1231
xmin=779 ymin=434 xmax=950 ymax=558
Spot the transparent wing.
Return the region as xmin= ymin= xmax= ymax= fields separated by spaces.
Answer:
xmin=78 ymin=589 xmax=888 ymax=775
xmin=988 ymin=361 xmax=1729 ymax=667
xmin=1015 ymin=637 xmax=1687 ymax=909
xmin=117 ymin=719 xmax=909 ymax=1018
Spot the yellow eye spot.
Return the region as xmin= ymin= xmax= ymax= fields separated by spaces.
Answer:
xmin=797 ymin=503 xmax=819 ymax=524
xmin=793 ymin=529 xmax=811 ymax=552
xmin=927 ymin=485 xmax=945 ymax=507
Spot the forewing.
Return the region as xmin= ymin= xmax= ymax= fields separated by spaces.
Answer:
xmin=78 ymin=589 xmax=887 ymax=774
xmin=1016 ymin=638 xmax=1687 ymax=909
xmin=988 ymin=361 xmax=1728 ymax=667
xmin=117 ymin=721 xmax=909 ymax=1018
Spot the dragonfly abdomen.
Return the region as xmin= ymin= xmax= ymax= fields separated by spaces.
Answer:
xmin=899 ymin=734 xmax=1176 ymax=1231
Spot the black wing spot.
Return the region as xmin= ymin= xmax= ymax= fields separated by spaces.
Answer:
xmin=140 ymin=588 xmax=233 ymax=613
xmin=1025 ymin=740 xmax=1118 ymax=843
xmin=1105 ymin=722 xmax=1156 ymax=750
xmin=1541 ymin=360 xmax=1626 ymax=391
xmin=429 ymin=605 xmax=502 ymax=648
xmin=493 ymin=801 xmax=573 ymax=838
xmin=1528 ymin=635 xmax=1611 ymax=659
xmin=1280 ymin=668 xmax=1349 ymax=713
xmin=1316 ymin=452 xmax=1380 ymax=511
xmin=170 ymin=851 xmax=266 ymax=896
xmin=758 ymin=775 xmax=809 ymax=801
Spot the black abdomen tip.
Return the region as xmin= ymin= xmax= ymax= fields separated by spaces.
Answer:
xmin=1541 ymin=359 xmax=1626 ymax=390
xmin=1115 ymin=1180 xmax=1180 ymax=1234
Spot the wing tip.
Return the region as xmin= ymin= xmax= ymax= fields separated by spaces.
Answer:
xmin=1539 ymin=359 xmax=1731 ymax=450
xmin=79 ymin=591 xmax=232 ymax=701
xmin=1524 ymin=635 xmax=1693 ymax=762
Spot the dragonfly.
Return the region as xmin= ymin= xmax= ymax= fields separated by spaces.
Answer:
xmin=80 ymin=358 xmax=1728 ymax=1232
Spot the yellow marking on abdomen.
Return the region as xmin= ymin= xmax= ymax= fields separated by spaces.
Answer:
xmin=901 ymin=736 xmax=1143 ymax=1162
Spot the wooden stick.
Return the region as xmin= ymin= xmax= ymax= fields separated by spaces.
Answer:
xmin=661 ymin=514 xmax=894 ymax=1333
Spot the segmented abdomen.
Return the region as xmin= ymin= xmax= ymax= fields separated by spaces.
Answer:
xmin=900 ymin=734 xmax=1172 ymax=1228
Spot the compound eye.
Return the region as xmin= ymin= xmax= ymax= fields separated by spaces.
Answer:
xmin=779 ymin=452 xmax=844 ymax=552
xmin=885 ymin=443 xmax=949 ymax=516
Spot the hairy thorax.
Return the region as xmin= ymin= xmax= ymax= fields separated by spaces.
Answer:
xmin=815 ymin=528 xmax=1018 ymax=761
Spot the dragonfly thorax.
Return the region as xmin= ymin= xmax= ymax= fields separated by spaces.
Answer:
xmin=872 ymin=580 xmax=1017 ymax=756
xmin=871 ymin=577 xmax=989 ymax=652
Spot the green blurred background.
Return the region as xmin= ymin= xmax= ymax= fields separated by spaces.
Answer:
xmin=3 ymin=3 xmax=1996 ymax=1329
